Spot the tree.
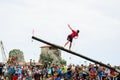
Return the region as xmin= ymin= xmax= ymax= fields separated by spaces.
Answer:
xmin=39 ymin=46 xmax=67 ymax=65
xmin=60 ymin=59 xmax=67 ymax=65
xmin=9 ymin=49 xmax=25 ymax=63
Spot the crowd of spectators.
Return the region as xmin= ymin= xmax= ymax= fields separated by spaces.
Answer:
xmin=0 ymin=62 xmax=120 ymax=80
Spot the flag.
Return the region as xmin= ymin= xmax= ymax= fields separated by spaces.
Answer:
xmin=32 ymin=29 xmax=35 ymax=36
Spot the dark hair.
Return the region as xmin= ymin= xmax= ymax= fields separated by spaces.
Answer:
xmin=77 ymin=30 xmax=79 ymax=33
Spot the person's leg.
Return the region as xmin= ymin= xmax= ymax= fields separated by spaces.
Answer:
xmin=69 ymin=37 xmax=73 ymax=50
xmin=64 ymin=41 xmax=69 ymax=47
xmin=64 ymin=35 xmax=71 ymax=48
xmin=69 ymin=42 xmax=72 ymax=50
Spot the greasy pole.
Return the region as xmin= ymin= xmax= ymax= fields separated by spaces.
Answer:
xmin=32 ymin=36 xmax=120 ymax=73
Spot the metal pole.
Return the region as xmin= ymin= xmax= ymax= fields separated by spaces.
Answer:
xmin=32 ymin=36 xmax=120 ymax=73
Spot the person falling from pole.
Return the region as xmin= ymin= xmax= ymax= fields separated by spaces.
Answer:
xmin=64 ymin=24 xmax=80 ymax=50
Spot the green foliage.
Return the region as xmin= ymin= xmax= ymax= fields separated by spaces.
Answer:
xmin=9 ymin=49 xmax=25 ymax=62
xmin=39 ymin=47 xmax=67 ymax=65
xmin=60 ymin=59 xmax=67 ymax=65
xmin=39 ymin=52 xmax=53 ymax=64
xmin=44 ymin=57 xmax=53 ymax=63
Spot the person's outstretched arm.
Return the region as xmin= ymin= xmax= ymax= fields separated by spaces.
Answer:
xmin=67 ymin=24 xmax=73 ymax=31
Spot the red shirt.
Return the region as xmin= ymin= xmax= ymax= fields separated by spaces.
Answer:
xmin=12 ymin=75 xmax=18 ymax=80
xmin=69 ymin=30 xmax=78 ymax=39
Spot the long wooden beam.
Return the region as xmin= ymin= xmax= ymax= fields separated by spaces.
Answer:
xmin=32 ymin=36 xmax=120 ymax=73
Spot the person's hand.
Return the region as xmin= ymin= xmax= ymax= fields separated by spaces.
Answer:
xmin=74 ymin=36 xmax=78 ymax=39
xmin=67 ymin=24 xmax=72 ymax=30
xmin=67 ymin=24 xmax=70 ymax=26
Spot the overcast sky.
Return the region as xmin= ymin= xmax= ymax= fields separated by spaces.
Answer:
xmin=0 ymin=0 xmax=120 ymax=66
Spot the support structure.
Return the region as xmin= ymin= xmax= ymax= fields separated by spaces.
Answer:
xmin=0 ymin=41 xmax=7 ymax=63
xmin=32 ymin=36 xmax=120 ymax=73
